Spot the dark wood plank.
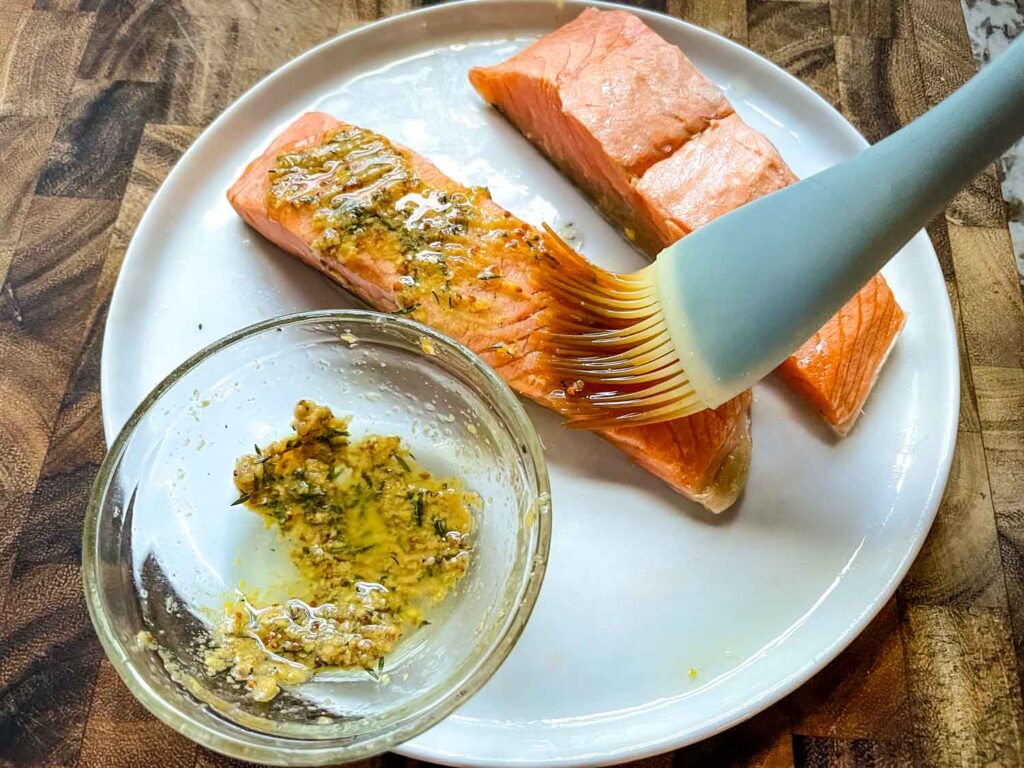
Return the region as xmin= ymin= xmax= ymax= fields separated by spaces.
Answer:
xmin=378 ymin=0 xmax=416 ymax=19
xmin=790 ymin=601 xmax=914 ymax=744
xmin=673 ymin=703 xmax=795 ymax=767
xmin=949 ymin=225 xmax=1024 ymax=369
xmin=792 ymin=735 xmax=916 ymax=767
xmin=77 ymin=661 xmax=197 ymax=768
xmin=829 ymin=0 xmax=912 ymax=40
xmin=902 ymin=603 xmax=1024 ymax=765
xmin=7 ymin=315 xmax=105 ymax=580
xmin=0 ymin=235 xmax=108 ymax=768
xmin=947 ymin=165 xmax=1010 ymax=229
xmin=192 ymin=751 xmax=253 ymax=768
xmin=997 ymin=504 xmax=1024 ymax=706
xmin=0 ymin=197 xmax=117 ymax=340
xmin=156 ymin=14 xmax=257 ymax=126
xmin=748 ymin=0 xmax=841 ymax=109
xmin=0 ymin=116 xmax=58 ymax=269
xmin=901 ymin=430 xmax=1005 ymax=608
xmin=975 ymin=365 xmax=1024 ymax=517
xmin=12 ymin=124 xmax=196 ymax=574
xmin=926 ymin=212 xmax=954 ymax=278
xmin=76 ymin=0 xmax=180 ymax=82
xmin=0 ymin=194 xmax=112 ymax=767
xmin=907 ymin=0 xmax=975 ymax=108
xmin=337 ymin=0 xmax=378 ymax=34
xmin=0 ymin=563 xmax=103 ymax=768
xmin=245 ymin=0 xmax=345 ymax=71
xmin=833 ymin=36 xmax=926 ymax=143
xmin=0 ymin=196 xmax=116 ymax=598
xmin=0 ymin=117 xmax=196 ymax=766
xmin=946 ymin=278 xmax=983 ymax=434
xmin=105 ymin=123 xmax=200 ymax=260
xmin=35 ymin=79 xmax=160 ymax=199
xmin=974 ymin=358 xmax=1024 ymax=711
xmin=33 ymin=0 xmax=83 ymax=9
xmin=614 ymin=0 xmax=668 ymax=10
xmin=0 ymin=10 xmax=94 ymax=117
xmin=907 ymin=0 xmax=1008 ymax=228
xmin=179 ymin=0 xmax=258 ymax=18
xmin=669 ymin=0 xmax=749 ymax=44
xmin=393 ymin=757 xmax=454 ymax=768
xmin=0 ymin=6 xmax=26 ymax=62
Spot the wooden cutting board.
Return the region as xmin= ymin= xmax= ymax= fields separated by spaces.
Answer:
xmin=1 ymin=0 xmax=1023 ymax=765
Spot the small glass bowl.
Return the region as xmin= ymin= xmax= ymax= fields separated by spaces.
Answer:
xmin=83 ymin=310 xmax=551 ymax=765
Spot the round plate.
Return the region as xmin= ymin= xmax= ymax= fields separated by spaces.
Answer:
xmin=101 ymin=2 xmax=958 ymax=765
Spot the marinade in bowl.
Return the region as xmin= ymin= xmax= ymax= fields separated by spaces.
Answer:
xmin=83 ymin=310 xmax=550 ymax=766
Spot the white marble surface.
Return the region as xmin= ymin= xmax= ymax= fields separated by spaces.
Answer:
xmin=961 ymin=0 xmax=1024 ymax=281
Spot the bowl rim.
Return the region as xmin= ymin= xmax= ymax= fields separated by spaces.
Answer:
xmin=82 ymin=308 xmax=553 ymax=765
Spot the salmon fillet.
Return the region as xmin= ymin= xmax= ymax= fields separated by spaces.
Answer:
xmin=635 ymin=114 xmax=797 ymax=235
xmin=228 ymin=112 xmax=752 ymax=512
xmin=469 ymin=8 xmax=905 ymax=435
xmin=775 ymin=274 xmax=904 ymax=434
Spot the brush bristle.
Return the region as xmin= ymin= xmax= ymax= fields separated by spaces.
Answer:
xmin=534 ymin=225 xmax=708 ymax=428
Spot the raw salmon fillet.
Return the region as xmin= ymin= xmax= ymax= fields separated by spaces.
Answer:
xmin=775 ymin=274 xmax=904 ymax=434
xmin=469 ymin=8 xmax=905 ymax=434
xmin=228 ymin=112 xmax=752 ymax=512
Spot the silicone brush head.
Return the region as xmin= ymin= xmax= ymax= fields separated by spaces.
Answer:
xmin=537 ymin=227 xmax=713 ymax=429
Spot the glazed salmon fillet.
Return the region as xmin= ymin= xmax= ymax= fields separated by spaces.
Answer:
xmin=469 ymin=8 xmax=905 ymax=434
xmin=228 ymin=112 xmax=752 ymax=512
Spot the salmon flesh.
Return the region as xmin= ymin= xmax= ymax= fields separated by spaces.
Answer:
xmin=469 ymin=8 xmax=906 ymax=434
xmin=228 ymin=112 xmax=752 ymax=511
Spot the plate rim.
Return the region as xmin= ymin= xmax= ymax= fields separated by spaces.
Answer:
xmin=99 ymin=1 xmax=959 ymax=765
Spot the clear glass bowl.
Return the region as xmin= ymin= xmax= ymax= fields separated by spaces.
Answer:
xmin=83 ymin=310 xmax=551 ymax=765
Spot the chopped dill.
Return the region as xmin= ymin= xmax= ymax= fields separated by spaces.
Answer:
xmin=365 ymin=657 xmax=385 ymax=682
xmin=414 ymin=493 xmax=426 ymax=527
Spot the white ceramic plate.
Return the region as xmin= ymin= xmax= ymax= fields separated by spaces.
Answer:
xmin=101 ymin=2 xmax=958 ymax=765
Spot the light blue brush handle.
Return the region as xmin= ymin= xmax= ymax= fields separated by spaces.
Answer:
xmin=659 ymin=35 xmax=1024 ymax=406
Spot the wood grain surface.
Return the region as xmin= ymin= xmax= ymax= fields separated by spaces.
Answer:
xmin=1 ymin=0 xmax=1023 ymax=766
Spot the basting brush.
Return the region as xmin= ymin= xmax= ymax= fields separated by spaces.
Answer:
xmin=539 ymin=35 xmax=1024 ymax=429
